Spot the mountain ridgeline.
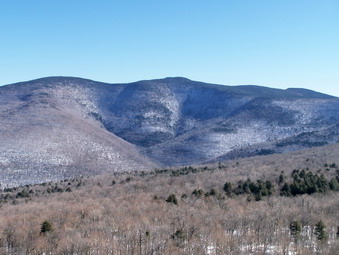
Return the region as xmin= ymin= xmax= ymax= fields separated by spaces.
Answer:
xmin=0 ymin=77 xmax=338 ymax=186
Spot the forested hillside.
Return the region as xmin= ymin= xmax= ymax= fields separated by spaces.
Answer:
xmin=1 ymin=144 xmax=338 ymax=254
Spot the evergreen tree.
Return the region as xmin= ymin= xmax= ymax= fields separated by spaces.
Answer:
xmin=192 ymin=189 xmax=204 ymax=198
xmin=278 ymin=172 xmax=285 ymax=184
xmin=254 ymin=191 xmax=262 ymax=201
xmin=280 ymin=183 xmax=291 ymax=196
xmin=223 ymin=182 xmax=232 ymax=193
xmin=329 ymin=178 xmax=338 ymax=191
xmin=289 ymin=220 xmax=301 ymax=241
xmin=40 ymin=220 xmax=53 ymax=234
xmin=314 ymin=220 xmax=327 ymax=241
xmin=166 ymin=194 xmax=178 ymax=205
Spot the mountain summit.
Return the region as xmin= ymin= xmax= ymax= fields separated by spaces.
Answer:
xmin=1 ymin=77 xmax=338 ymax=186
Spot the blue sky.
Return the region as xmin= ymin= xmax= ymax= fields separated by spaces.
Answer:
xmin=1 ymin=0 xmax=338 ymax=96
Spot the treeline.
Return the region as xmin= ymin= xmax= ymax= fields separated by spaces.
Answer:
xmin=1 ymin=165 xmax=338 ymax=207
xmin=221 ymin=169 xmax=338 ymax=201
xmin=0 ymin=178 xmax=85 ymax=204
xmin=169 ymin=168 xmax=339 ymax=203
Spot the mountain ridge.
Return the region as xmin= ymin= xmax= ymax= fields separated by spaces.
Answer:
xmin=2 ymin=76 xmax=336 ymax=99
xmin=1 ymin=76 xmax=338 ymax=186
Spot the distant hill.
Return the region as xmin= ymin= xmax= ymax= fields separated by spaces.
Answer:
xmin=0 ymin=76 xmax=338 ymax=186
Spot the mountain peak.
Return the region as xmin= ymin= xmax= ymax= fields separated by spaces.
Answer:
xmin=162 ymin=77 xmax=191 ymax=81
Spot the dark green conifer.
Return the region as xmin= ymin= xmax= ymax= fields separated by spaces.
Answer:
xmin=314 ymin=220 xmax=327 ymax=241
xmin=166 ymin=194 xmax=178 ymax=205
xmin=40 ymin=220 xmax=53 ymax=234
xmin=289 ymin=220 xmax=301 ymax=241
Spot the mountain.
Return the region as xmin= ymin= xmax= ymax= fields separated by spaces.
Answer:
xmin=0 ymin=77 xmax=158 ymax=187
xmin=0 ymin=76 xmax=338 ymax=186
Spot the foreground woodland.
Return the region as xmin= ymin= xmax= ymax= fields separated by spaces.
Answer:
xmin=0 ymin=145 xmax=339 ymax=255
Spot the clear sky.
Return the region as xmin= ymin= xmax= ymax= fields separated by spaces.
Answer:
xmin=1 ymin=0 xmax=338 ymax=96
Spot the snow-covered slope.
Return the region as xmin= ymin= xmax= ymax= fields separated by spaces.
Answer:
xmin=0 ymin=78 xmax=157 ymax=187
xmin=0 ymin=76 xmax=338 ymax=186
